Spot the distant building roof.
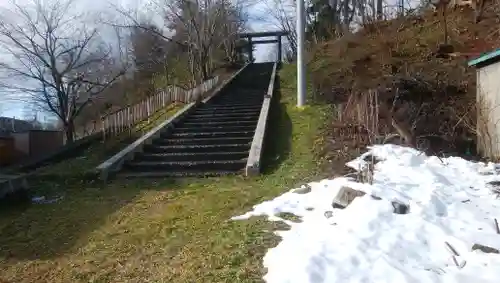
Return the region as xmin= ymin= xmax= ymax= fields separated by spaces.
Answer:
xmin=468 ymin=48 xmax=500 ymax=68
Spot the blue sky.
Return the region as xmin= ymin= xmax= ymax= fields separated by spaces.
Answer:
xmin=0 ymin=0 xmax=278 ymax=119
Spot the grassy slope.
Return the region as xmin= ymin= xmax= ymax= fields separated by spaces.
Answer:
xmin=32 ymin=103 xmax=184 ymax=177
xmin=0 ymin=64 xmax=332 ymax=283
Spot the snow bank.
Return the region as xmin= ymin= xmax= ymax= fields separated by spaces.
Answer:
xmin=232 ymin=144 xmax=500 ymax=283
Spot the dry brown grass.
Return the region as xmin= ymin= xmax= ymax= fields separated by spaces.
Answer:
xmin=309 ymin=4 xmax=500 ymax=159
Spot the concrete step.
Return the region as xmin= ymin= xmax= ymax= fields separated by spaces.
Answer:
xmin=215 ymin=91 xmax=263 ymax=97
xmin=172 ymin=125 xmax=256 ymax=133
xmin=189 ymin=112 xmax=260 ymax=118
xmin=215 ymin=93 xmax=264 ymax=98
xmin=184 ymin=115 xmax=259 ymax=123
xmin=124 ymin=159 xmax=247 ymax=171
xmin=179 ymin=120 xmax=257 ymax=128
xmin=153 ymin=136 xmax=252 ymax=146
xmin=168 ymin=131 xmax=255 ymax=139
xmin=117 ymin=170 xmax=241 ymax=178
xmin=213 ymin=96 xmax=264 ymax=102
xmin=212 ymin=100 xmax=263 ymax=106
xmin=143 ymin=143 xmax=251 ymax=153
xmin=203 ymin=102 xmax=263 ymax=109
xmin=193 ymin=107 xmax=261 ymax=114
xmin=134 ymin=151 xmax=249 ymax=162
xmin=198 ymin=105 xmax=262 ymax=111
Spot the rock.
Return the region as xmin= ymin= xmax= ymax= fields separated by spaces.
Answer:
xmin=392 ymin=201 xmax=410 ymax=214
xmin=294 ymin=184 xmax=312 ymax=194
xmin=276 ymin=212 xmax=302 ymax=223
xmin=371 ymin=195 xmax=382 ymax=200
xmin=472 ymin=244 xmax=500 ymax=254
xmin=478 ymin=170 xmax=494 ymax=176
xmin=324 ymin=211 xmax=334 ymax=218
xmin=271 ymin=221 xmax=291 ymax=231
xmin=332 ymin=186 xmax=366 ymax=209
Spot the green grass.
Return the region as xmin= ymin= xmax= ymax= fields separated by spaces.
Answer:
xmin=0 ymin=64 xmax=332 ymax=283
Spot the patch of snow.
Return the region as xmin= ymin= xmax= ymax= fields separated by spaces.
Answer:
xmin=232 ymin=144 xmax=500 ymax=283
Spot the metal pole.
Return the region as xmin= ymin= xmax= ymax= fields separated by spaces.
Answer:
xmin=296 ymin=0 xmax=306 ymax=107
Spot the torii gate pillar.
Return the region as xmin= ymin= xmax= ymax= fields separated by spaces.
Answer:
xmin=247 ymin=36 xmax=254 ymax=62
xmin=277 ymin=36 xmax=282 ymax=63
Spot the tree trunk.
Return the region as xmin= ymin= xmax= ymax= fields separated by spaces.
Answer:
xmin=376 ymin=0 xmax=383 ymax=20
xmin=441 ymin=4 xmax=448 ymax=45
xmin=64 ymin=120 xmax=75 ymax=144
xmin=343 ymin=0 xmax=350 ymax=32
xmin=188 ymin=48 xmax=197 ymax=86
xmin=200 ymin=50 xmax=210 ymax=81
xmin=202 ymin=63 xmax=209 ymax=81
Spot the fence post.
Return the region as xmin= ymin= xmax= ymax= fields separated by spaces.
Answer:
xmin=119 ymin=110 xmax=123 ymax=134
xmin=101 ymin=116 xmax=106 ymax=141
xmin=113 ymin=114 xmax=117 ymax=136
xmin=126 ymin=107 xmax=130 ymax=136
xmin=110 ymin=114 xmax=114 ymax=136
xmin=147 ymin=98 xmax=151 ymax=123
xmin=134 ymin=104 xmax=139 ymax=124
xmin=147 ymin=98 xmax=150 ymax=115
xmin=116 ymin=111 xmax=120 ymax=134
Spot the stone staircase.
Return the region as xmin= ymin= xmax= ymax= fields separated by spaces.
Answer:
xmin=118 ymin=63 xmax=274 ymax=178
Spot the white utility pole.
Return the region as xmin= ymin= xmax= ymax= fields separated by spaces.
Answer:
xmin=296 ymin=0 xmax=306 ymax=107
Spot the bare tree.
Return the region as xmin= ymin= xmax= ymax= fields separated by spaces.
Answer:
xmin=129 ymin=22 xmax=169 ymax=80
xmin=216 ymin=0 xmax=248 ymax=65
xmin=0 ymin=0 xmax=125 ymax=142
xmin=263 ymin=0 xmax=297 ymax=57
xmin=163 ymin=0 xmax=243 ymax=82
xmin=110 ymin=0 xmax=248 ymax=86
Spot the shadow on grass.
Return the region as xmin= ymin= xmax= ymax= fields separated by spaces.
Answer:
xmin=0 ymin=174 xmax=178 ymax=261
xmin=5 ymin=104 xmax=183 ymax=178
xmin=261 ymin=77 xmax=293 ymax=174
xmin=0 ymin=189 xmax=32 ymax=217
xmin=32 ymin=134 xmax=143 ymax=180
xmin=0 ymin=105 xmax=189 ymax=262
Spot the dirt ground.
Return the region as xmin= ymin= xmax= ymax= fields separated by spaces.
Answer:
xmin=309 ymin=3 xmax=500 ymax=163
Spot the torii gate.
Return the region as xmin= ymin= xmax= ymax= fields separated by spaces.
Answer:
xmin=238 ymin=31 xmax=289 ymax=63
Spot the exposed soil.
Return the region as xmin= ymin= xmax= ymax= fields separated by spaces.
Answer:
xmin=309 ymin=4 xmax=500 ymax=171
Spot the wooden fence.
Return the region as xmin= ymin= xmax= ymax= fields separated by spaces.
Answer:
xmin=74 ymin=76 xmax=220 ymax=140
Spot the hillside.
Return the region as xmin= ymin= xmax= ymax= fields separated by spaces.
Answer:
xmin=309 ymin=4 xmax=500 ymax=161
